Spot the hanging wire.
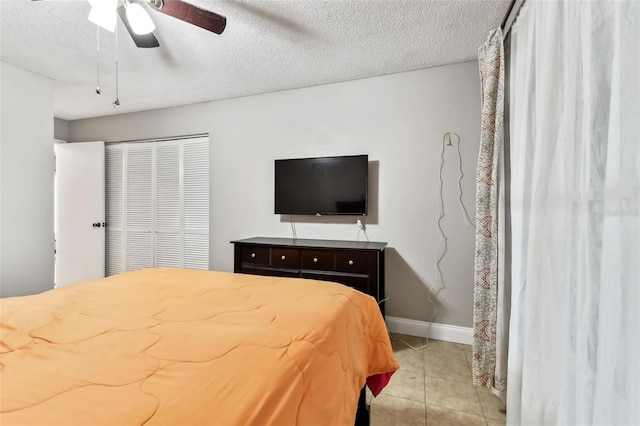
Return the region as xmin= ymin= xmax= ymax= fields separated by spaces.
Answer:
xmin=394 ymin=132 xmax=475 ymax=351
xmin=431 ymin=134 xmax=449 ymax=311
xmin=391 ymin=136 xmax=449 ymax=351
xmin=356 ymin=220 xmax=370 ymax=242
xmin=289 ymin=215 xmax=297 ymax=239
xmin=96 ymin=26 xmax=101 ymax=94
xmin=113 ymin=21 xmax=120 ymax=107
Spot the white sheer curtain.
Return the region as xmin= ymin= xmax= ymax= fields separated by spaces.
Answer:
xmin=508 ymin=1 xmax=640 ymax=425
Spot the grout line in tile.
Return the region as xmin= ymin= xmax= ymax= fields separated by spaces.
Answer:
xmin=423 ymin=352 xmax=467 ymax=361
xmin=388 ymin=341 xmax=489 ymax=425
xmin=375 ymin=393 xmax=426 ymax=406
xmin=425 ymin=375 xmax=475 ymax=386
xmin=475 ymin=386 xmax=491 ymax=424
xmin=424 ymin=377 xmax=486 ymax=420
xmin=423 ymin=395 xmax=428 ymax=426
xmin=425 ymin=404 xmax=491 ymax=426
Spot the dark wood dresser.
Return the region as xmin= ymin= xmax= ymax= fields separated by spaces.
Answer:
xmin=231 ymin=237 xmax=387 ymax=315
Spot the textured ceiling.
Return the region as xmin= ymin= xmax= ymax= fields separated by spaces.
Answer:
xmin=0 ymin=0 xmax=511 ymax=121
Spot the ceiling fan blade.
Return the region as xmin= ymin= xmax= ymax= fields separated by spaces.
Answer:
xmin=149 ymin=0 xmax=226 ymax=35
xmin=118 ymin=6 xmax=160 ymax=48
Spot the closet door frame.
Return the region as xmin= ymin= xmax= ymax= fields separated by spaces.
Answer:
xmin=105 ymin=136 xmax=209 ymax=275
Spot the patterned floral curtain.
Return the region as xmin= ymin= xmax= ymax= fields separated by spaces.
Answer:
xmin=472 ymin=27 xmax=509 ymax=402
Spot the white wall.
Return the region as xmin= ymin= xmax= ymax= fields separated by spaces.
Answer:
xmin=0 ymin=61 xmax=55 ymax=297
xmin=69 ymin=61 xmax=480 ymax=327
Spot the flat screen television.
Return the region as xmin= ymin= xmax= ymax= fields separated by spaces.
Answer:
xmin=274 ymin=154 xmax=368 ymax=216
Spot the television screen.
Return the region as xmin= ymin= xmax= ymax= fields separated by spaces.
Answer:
xmin=275 ymin=155 xmax=368 ymax=216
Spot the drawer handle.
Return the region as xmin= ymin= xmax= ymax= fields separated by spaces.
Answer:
xmin=348 ymin=260 xmax=354 ymax=266
xmin=251 ymin=253 xmax=256 ymax=258
xmin=281 ymin=255 xmax=286 ymax=261
xmin=313 ymin=257 xmax=318 ymax=263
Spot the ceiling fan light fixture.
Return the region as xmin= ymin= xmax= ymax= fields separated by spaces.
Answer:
xmin=125 ymin=0 xmax=156 ymax=35
xmin=88 ymin=0 xmax=118 ymax=32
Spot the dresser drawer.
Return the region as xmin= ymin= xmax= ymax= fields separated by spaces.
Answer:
xmin=232 ymin=237 xmax=386 ymax=315
xmin=241 ymin=246 xmax=270 ymax=266
xmin=271 ymin=248 xmax=300 ymax=268
xmin=301 ymin=250 xmax=334 ymax=271
xmin=302 ymin=272 xmax=370 ymax=295
xmin=242 ymin=266 xmax=299 ymax=278
xmin=335 ymin=251 xmax=369 ymax=274
xmin=337 ymin=275 xmax=370 ymax=295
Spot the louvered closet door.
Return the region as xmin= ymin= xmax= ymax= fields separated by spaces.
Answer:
xmin=105 ymin=145 xmax=124 ymax=276
xmin=126 ymin=143 xmax=154 ymax=271
xmin=154 ymin=141 xmax=182 ymax=268
xmin=104 ymin=137 xmax=209 ymax=275
xmin=183 ymin=138 xmax=209 ymax=270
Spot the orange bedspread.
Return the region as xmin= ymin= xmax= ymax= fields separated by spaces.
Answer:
xmin=0 ymin=268 xmax=398 ymax=425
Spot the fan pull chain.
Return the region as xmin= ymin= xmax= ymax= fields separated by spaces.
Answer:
xmin=96 ymin=26 xmax=101 ymax=94
xmin=113 ymin=22 xmax=120 ymax=107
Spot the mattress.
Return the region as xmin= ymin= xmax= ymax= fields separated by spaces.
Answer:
xmin=0 ymin=268 xmax=398 ymax=425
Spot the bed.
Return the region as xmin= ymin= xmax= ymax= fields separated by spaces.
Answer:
xmin=0 ymin=268 xmax=398 ymax=425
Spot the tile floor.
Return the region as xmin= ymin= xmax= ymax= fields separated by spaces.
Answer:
xmin=368 ymin=334 xmax=506 ymax=426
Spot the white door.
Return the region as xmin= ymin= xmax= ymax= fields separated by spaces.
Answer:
xmin=55 ymin=142 xmax=105 ymax=286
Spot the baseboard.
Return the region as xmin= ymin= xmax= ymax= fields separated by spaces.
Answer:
xmin=385 ymin=316 xmax=473 ymax=345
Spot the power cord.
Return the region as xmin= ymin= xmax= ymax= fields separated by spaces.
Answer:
xmin=356 ymin=219 xmax=369 ymax=242
xmin=429 ymin=133 xmax=450 ymax=321
xmin=394 ymin=132 xmax=475 ymax=352
xmin=290 ymin=215 xmax=297 ymax=239
xmin=389 ymin=332 xmax=431 ymax=351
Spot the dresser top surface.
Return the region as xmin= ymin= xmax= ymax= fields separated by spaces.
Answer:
xmin=231 ymin=237 xmax=387 ymax=251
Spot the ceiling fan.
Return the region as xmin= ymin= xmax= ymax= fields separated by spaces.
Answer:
xmin=87 ymin=0 xmax=226 ymax=48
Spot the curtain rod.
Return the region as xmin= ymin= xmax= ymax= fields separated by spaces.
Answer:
xmin=502 ymin=0 xmax=526 ymax=36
